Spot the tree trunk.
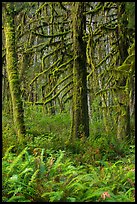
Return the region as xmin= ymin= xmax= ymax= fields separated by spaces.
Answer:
xmin=3 ymin=3 xmax=26 ymax=146
xmin=116 ymin=2 xmax=130 ymax=140
xmin=71 ymin=2 xmax=89 ymax=139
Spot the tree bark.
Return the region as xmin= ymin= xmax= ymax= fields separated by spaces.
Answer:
xmin=71 ymin=2 xmax=89 ymax=139
xmin=116 ymin=2 xmax=130 ymax=140
xmin=3 ymin=3 xmax=26 ymax=146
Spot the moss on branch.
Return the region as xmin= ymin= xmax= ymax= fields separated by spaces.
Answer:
xmin=96 ymin=49 xmax=118 ymax=69
xmin=43 ymin=80 xmax=72 ymax=105
xmin=83 ymin=2 xmax=104 ymax=15
xmin=43 ymin=73 xmax=73 ymax=100
xmin=30 ymin=58 xmax=62 ymax=85
xmin=61 ymin=86 xmax=73 ymax=101
xmin=32 ymin=30 xmax=70 ymax=38
xmin=42 ymin=42 xmax=73 ymax=69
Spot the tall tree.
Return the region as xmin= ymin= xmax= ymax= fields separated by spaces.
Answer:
xmin=71 ymin=2 xmax=89 ymax=139
xmin=2 ymin=2 xmax=134 ymax=147
xmin=115 ymin=2 xmax=131 ymax=140
xmin=3 ymin=3 xmax=26 ymax=146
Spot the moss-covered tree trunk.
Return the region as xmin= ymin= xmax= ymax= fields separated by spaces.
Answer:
xmin=3 ymin=3 xmax=25 ymax=145
xmin=71 ymin=2 xmax=89 ymax=139
xmin=116 ymin=2 xmax=130 ymax=140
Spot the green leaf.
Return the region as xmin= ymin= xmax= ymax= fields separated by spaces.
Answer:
xmin=3 ymin=145 xmax=15 ymax=160
xmin=51 ymin=150 xmax=64 ymax=172
xmin=19 ymin=167 xmax=33 ymax=177
xmin=125 ymin=187 xmax=135 ymax=196
xmin=67 ymin=197 xmax=76 ymax=202
xmin=112 ymin=160 xmax=124 ymax=167
xmin=28 ymin=169 xmax=39 ymax=186
xmin=8 ymin=147 xmax=28 ymax=175
xmin=42 ymin=191 xmax=64 ymax=201
xmin=7 ymin=195 xmax=29 ymax=202
xmin=49 ymin=191 xmax=64 ymax=202
xmin=9 ymin=174 xmax=18 ymax=182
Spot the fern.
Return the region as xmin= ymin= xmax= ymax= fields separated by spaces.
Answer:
xmin=2 ymin=144 xmax=135 ymax=202
xmin=28 ymin=169 xmax=39 ymax=186
xmin=2 ymin=145 xmax=15 ymax=160
xmin=52 ymin=150 xmax=64 ymax=169
xmin=7 ymin=195 xmax=31 ymax=202
xmin=8 ymin=147 xmax=28 ymax=175
xmin=19 ymin=167 xmax=33 ymax=177
xmin=42 ymin=191 xmax=64 ymax=202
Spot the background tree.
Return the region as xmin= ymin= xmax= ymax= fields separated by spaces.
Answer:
xmin=2 ymin=2 xmax=135 ymax=149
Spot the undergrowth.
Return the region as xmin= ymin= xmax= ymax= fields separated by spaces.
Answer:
xmin=2 ymin=106 xmax=135 ymax=202
xmin=2 ymin=146 xmax=135 ymax=202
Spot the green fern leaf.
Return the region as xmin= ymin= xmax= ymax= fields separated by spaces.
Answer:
xmin=8 ymin=147 xmax=28 ymax=175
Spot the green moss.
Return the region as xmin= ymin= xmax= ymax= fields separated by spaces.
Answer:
xmin=4 ymin=3 xmax=25 ymax=146
xmin=71 ymin=3 xmax=89 ymax=139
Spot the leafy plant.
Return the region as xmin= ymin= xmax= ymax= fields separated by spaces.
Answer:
xmin=2 ymin=147 xmax=37 ymax=202
xmin=2 ymin=107 xmax=135 ymax=202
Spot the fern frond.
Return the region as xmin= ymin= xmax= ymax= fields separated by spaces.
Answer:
xmin=2 ymin=145 xmax=15 ymax=160
xmin=53 ymin=150 xmax=64 ymax=169
xmin=28 ymin=169 xmax=39 ymax=186
xmin=19 ymin=167 xmax=33 ymax=177
xmin=8 ymin=147 xmax=28 ymax=175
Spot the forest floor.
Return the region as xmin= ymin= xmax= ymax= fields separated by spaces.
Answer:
xmin=2 ymin=106 xmax=135 ymax=202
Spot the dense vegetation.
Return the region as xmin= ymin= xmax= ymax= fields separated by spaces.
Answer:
xmin=2 ymin=2 xmax=135 ymax=202
xmin=2 ymin=107 xmax=135 ymax=202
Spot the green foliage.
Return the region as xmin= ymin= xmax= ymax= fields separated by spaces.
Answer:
xmin=24 ymin=106 xmax=70 ymax=150
xmin=2 ymin=1 xmax=135 ymax=201
xmin=2 ymin=147 xmax=135 ymax=202
xmin=2 ymin=107 xmax=135 ymax=202
xmin=2 ymin=147 xmax=36 ymax=202
xmin=126 ymin=2 xmax=135 ymax=29
xmin=2 ymin=113 xmax=17 ymax=155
